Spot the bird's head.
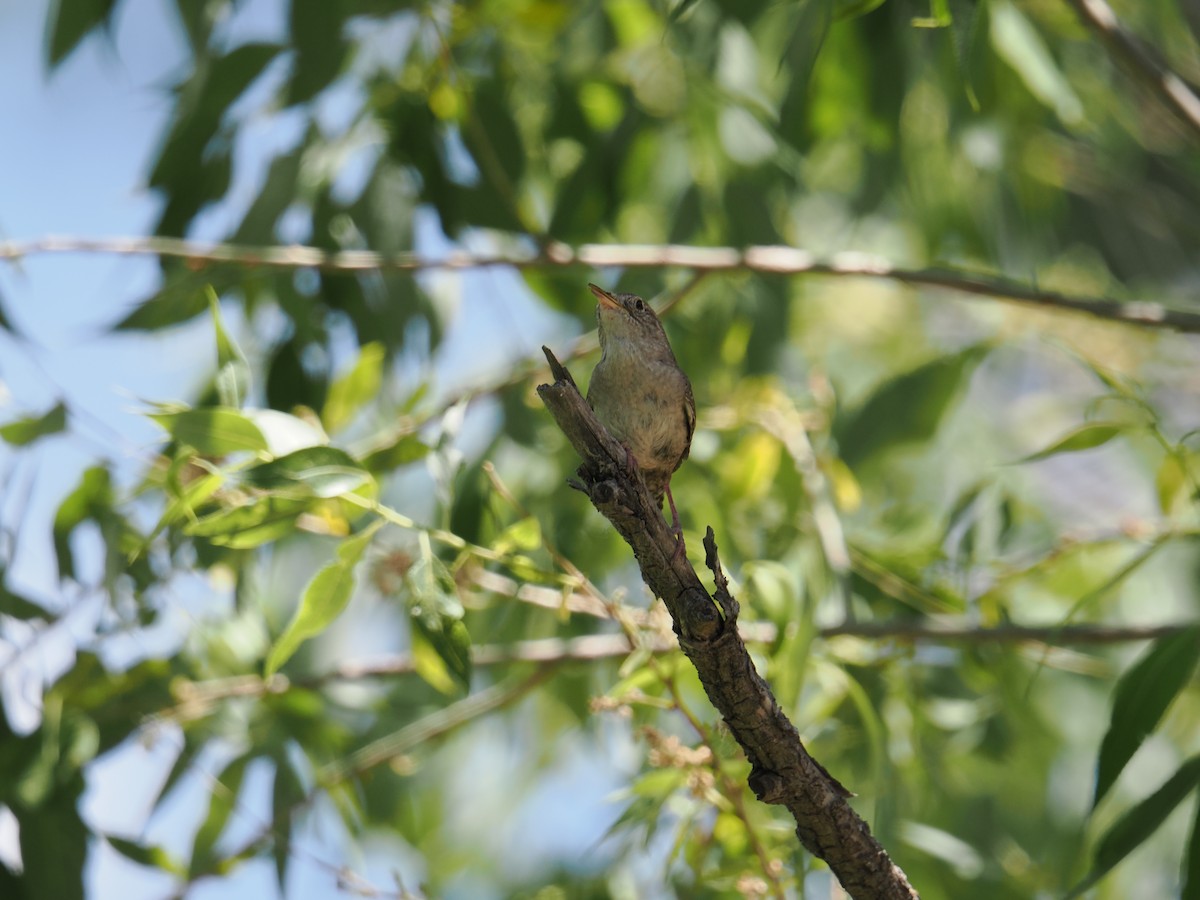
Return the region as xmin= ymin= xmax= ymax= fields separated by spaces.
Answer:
xmin=589 ymin=283 xmax=670 ymax=355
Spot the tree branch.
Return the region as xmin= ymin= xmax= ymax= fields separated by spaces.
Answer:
xmin=1065 ymin=0 xmax=1200 ymax=141
xmin=3 ymin=235 xmax=1198 ymax=333
xmin=536 ymin=347 xmax=919 ymax=900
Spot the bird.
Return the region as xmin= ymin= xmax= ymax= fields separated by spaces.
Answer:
xmin=585 ymin=283 xmax=695 ymax=553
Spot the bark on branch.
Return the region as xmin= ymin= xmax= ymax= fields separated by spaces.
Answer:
xmin=537 ymin=347 xmax=919 ymax=900
xmin=3 ymin=235 xmax=1199 ymax=333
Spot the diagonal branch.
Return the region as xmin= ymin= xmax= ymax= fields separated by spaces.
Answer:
xmin=536 ymin=346 xmax=919 ymax=900
xmin=3 ymin=235 xmax=1199 ymax=333
xmin=1065 ymin=0 xmax=1200 ymax=141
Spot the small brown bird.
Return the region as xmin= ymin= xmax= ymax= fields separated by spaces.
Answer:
xmin=585 ymin=283 xmax=695 ymax=549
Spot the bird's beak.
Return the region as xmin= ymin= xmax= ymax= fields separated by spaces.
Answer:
xmin=588 ymin=283 xmax=621 ymax=311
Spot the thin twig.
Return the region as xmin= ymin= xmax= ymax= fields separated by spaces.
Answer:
xmin=3 ymin=236 xmax=1198 ymax=332
xmin=162 ymin=618 xmax=1192 ymax=715
xmin=1064 ymin=0 xmax=1200 ymax=141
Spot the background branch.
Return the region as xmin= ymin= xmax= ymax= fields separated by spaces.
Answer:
xmin=3 ymin=235 xmax=1198 ymax=332
xmin=1065 ymin=0 xmax=1200 ymax=140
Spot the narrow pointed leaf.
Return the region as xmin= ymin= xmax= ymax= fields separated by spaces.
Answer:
xmin=1070 ymin=756 xmax=1200 ymax=898
xmin=265 ymin=521 xmax=382 ymax=675
xmin=209 ymin=290 xmax=250 ymax=408
xmin=150 ymin=407 xmax=269 ymax=455
xmin=322 ymin=342 xmax=385 ymax=434
xmin=1020 ymin=422 xmax=1125 ymax=464
xmin=1184 ymin=793 xmax=1200 ymax=900
xmin=0 ymin=402 xmax=67 ymax=447
xmin=1094 ymin=626 xmax=1200 ymax=807
xmin=244 ymin=446 xmax=372 ymax=499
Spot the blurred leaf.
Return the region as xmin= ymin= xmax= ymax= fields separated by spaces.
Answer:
xmin=150 ymin=43 xmax=282 ymax=190
xmin=288 ymin=0 xmax=347 ymax=105
xmin=949 ymin=0 xmax=989 ymax=109
xmin=323 ymin=342 xmax=386 ymax=434
xmin=265 ymin=521 xmax=382 ymax=675
xmin=492 ymin=516 xmax=542 ymax=555
xmin=0 ymin=402 xmax=67 ymax=446
xmin=405 ymin=550 xmax=472 ymax=694
xmin=668 ymin=0 xmax=701 ymax=23
xmin=837 ymin=346 xmax=987 ymax=467
xmin=777 ymin=0 xmax=834 ymax=149
xmin=0 ymin=574 xmax=53 ymax=621
xmin=1156 ymin=452 xmax=1194 ymax=516
xmin=0 ymin=289 xmax=18 ymax=335
xmin=106 ymin=836 xmax=185 ymax=876
xmin=243 ymin=409 xmax=328 ymax=456
xmin=189 ymin=753 xmax=250 ymax=879
xmin=112 ymin=270 xmax=224 ymax=331
xmin=1185 ymin=797 xmax=1200 ymax=900
xmin=1019 ymin=422 xmax=1126 ymax=464
xmin=52 ymin=465 xmax=112 ymax=581
xmin=232 ymin=145 xmax=304 ymax=243
xmin=147 ymin=467 xmax=225 ymax=542
xmin=990 ymin=0 xmax=1082 ymax=125
xmin=1071 ymin=755 xmax=1200 ymax=898
xmin=244 ymin=446 xmax=373 ymax=499
xmin=150 ymin=407 xmax=269 ymax=455
xmin=18 ymin=793 xmax=87 ymax=900
xmin=838 ymin=0 xmax=888 ymax=21
xmin=209 ymin=290 xmax=250 ymax=408
xmin=270 ymin=753 xmax=305 ymax=890
xmin=362 ymin=432 xmax=432 ymax=473
xmin=185 ymin=496 xmax=305 ymax=547
xmin=267 ymin=336 xmax=329 ymax=414
xmin=1093 ymin=626 xmax=1200 ymax=808
xmin=46 ymin=0 xmax=116 ymax=68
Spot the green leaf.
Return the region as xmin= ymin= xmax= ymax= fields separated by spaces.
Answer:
xmin=838 ymin=0 xmax=888 ymax=22
xmin=189 ymin=753 xmax=251 ymax=879
xmin=150 ymin=407 xmax=269 ymax=455
xmin=323 ymin=342 xmax=386 ymax=433
xmin=0 ymin=578 xmax=53 ymax=620
xmin=270 ymin=755 xmax=305 ymax=890
xmin=405 ymin=551 xmax=472 ymax=694
xmin=1020 ymin=422 xmax=1126 ymax=464
xmin=492 ymin=517 xmax=542 ymax=555
xmin=112 ymin=271 xmax=220 ymax=331
xmin=144 ymin=467 xmax=225 ymax=543
xmin=53 ymin=466 xmax=113 ymax=581
xmin=106 ymin=836 xmax=185 ymax=876
xmin=776 ymin=0 xmax=834 ymax=150
xmin=0 ymin=402 xmax=67 ymax=446
xmin=243 ymin=409 xmax=328 ymax=456
xmin=837 ymin=346 xmax=987 ymax=467
xmin=265 ymin=521 xmax=382 ymax=675
xmin=361 ymin=432 xmax=432 ymax=473
xmin=209 ymin=290 xmax=250 ymax=408
xmin=1070 ymin=756 xmax=1200 ymax=898
xmin=287 ymin=0 xmax=348 ymax=105
xmin=0 ymin=287 xmax=19 ymax=335
xmin=1185 ymin=795 xmax=1200 ymax=900
xmin=18 ymin=794 xmax=87 ymax=900
xmin=244 ymin=446 xmax=373 ymax=499
xmin=46 ymin=0 xmax=117 ymax=68
xmin=1094 ymin=626 xmax=1200 ymax=808
xmin=989 ymin=0 xmax=1083 ymax=125
xmin=232 ymin=145 xmax=305 ymax=243
xmin=185 ymin=496 xmax=306 ymax=547
xmin=1156 ymin=452 xmax=1194 ymax=516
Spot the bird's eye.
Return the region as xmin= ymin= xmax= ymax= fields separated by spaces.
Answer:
xmin=634 ymin=299 xmax=644 ymax=311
